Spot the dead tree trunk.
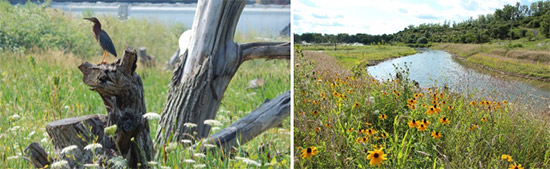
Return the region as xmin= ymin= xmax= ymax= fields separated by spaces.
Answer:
xmin=155 ymin=0 xmax=290 ymax=150
xmin=25 ymin=48 xmax=153 ymax=168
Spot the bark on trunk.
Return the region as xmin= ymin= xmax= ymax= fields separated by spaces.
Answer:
xmin=155 ymin=0 xmax=290 ymax=150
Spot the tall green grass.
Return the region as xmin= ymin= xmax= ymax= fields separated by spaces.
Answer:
xmin=0 ymin=1 xmax=290 ymax=168
xmin=300 ymin=44 xmax=417 ymax=68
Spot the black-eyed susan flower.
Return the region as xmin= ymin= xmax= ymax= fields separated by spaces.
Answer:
xmin=324 ymin=123 xmax=331 ymax=128
xmin=468 ymin=124 xmax=478 ymax=131
xmin=354 ymin=102 xmax=360 ymax=108
xmin=421 ymin=104 xmax=427 ymax=108
xmin=365 ymin=122 xmax=372 ymax=126
xmin=442 ymin=100 xmax=447 ymax=105
xmin=448 ymin=106 xmax=453 ymax=110
xmin=312 ymin=110 xmax=319 ymax=116
xmin=502 ymin=100 xmax=508 ymax=104
xmin=431 ymin=131 xmax=442 ymax=139
xmin=380 ymin=132 xmax=388 ymax=138
xmin=379 ymin=114 xmax=387 ymax=120
xmin=481 ymin=118 xmax=487 ymax=122
xmin=301 ymin=146 xmax=318 ymax=159
xmin=407 ymin=104 xmax=416 ymax=110
xmin=314 ymin=127 xmax=321 ymax=132
xmin=382 ymin=92 xmax=388 ymax=95
xmin=347 ymin=127 xmax=354 ymax=133
xmin=361 ymin=137 xmax=369 ymax=143
xmin=439 ymin=117 xmax=450 ymax=125
xmin=366 ymin=147 xmax=387 ymax=167
xmin=366 ymin=129 xmax=377 ymax=136
xmin=426 ymin=107 xmax=436 ymax=115
xmin=408 ymin=119 xmax=418 ymax=128
xmin=470 ymin=101 xmax=476 ymax=106
xmin=422 ymin=119 xmax=431 ymax=126
xmin=417 ymin=123 xmax=427 ymax=131
xmin=508 ymin=163 xmax=524 ymax=169
xmin=501 ymin=154 xmax=513 ymax=162
xmin=356 ymin=137 xmax=363 ymax=143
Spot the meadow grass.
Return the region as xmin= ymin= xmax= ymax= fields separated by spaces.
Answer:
xmin=432 ymin=42 xmax=550 ymax=80
xmin=294 ymin=47 xmax=550 ymax=168
xmin=0 ymin=1 xmax=290 ymax=168
xmin=299 ymin=44 xmax=417 ymax=68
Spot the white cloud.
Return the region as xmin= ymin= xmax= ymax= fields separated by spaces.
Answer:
xmin=293 ymin=0 xmax=539 ymax=35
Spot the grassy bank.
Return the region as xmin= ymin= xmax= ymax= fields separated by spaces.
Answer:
xmin=299 ymin=44 xmax=417 ymax=68
xmin=0 ymin=1 xmax=290 ymax=168
xmin=432 ymin=41 xmax=550 ymax=81
xmin=294 ymin=47 xmax=550 ymax=168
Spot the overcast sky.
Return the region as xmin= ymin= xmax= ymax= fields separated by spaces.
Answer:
xmin=293 ymin=0 xmax=540 ymax=35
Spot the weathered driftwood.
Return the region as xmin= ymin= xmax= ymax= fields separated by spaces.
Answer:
xmin=78 ymin=48 xmax=153 ymax=168
xmin=137 ymin=47 xmax=156 ymax=67
xmin=24 ymin=142 xmax=51 ymax=168
xmin=198 ymin=91 xmax=290 ymax=152
xmin=25 ymin=48 xmax=153 ymax=168
xmin=155 ymin=0 xmax=290 ymax=150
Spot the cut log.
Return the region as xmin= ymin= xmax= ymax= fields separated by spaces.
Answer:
xmin=198 ymin=91 xmax=290 ymax=153
xmin=155 ymin=0 xmax=291 ymax=151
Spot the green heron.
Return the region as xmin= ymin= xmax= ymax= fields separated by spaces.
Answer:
xmin=84 ymin=17 xmax=117 ymax=63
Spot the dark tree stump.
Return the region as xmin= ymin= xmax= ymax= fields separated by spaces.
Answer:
xmin=25 ymin=48 xmax=153 ymax=168
xmin=78 ymin=48 xmax=153 ymax=168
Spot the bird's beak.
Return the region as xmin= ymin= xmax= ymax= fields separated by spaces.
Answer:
xmin=83 ymin=17 xmax=92 ymax=21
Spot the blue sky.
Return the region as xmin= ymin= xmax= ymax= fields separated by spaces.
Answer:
xmin=293 ymin=0 xmax=539 ymax=35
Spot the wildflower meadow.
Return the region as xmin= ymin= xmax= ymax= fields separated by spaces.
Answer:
xmin=293 ymin=46 xmax=550 ymax=168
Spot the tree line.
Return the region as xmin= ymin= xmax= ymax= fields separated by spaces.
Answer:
xmin=294 ymin=1 xmax=550 ymax=45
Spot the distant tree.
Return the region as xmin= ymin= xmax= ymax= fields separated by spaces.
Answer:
xmin=417 ymin=37 xmax=428 ymax=44
xmin=540 ymin=10 xmax=550 ymax=38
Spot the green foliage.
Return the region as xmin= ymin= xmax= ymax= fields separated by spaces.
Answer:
xmin=540 ymin=10 xmax=550 ymax=38
xmin=0 ymin=1 xmax=181 ymax=60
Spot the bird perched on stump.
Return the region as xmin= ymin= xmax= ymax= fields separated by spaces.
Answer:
xmin=84 ymin=17 xmax=117 ymax=64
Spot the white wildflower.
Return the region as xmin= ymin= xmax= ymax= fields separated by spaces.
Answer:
xmin=165 ymin=142 xmax=178 ymax=153
xmin=28 ymin=131 xmax=36 ymax=137
xmin=109 ymin=156 xmax=127 ymax=168
xmin=51 ymin=160 xmax=68 ymax=169
xmin=7 ymin=155 xmax=19 ymax=160
xmin=211 ymin=127 xmax=220 ymax=132
xmin=61 ymin=145 xmax=78 ymax=154
xmin=9 ymin=114 xmax=20 ymax=121
xmin=194 ymin=164 xmax=206 ymax=168
xmin=204 ymin=144 xmax=217 ymax=148
xmin=184 ymin=159 xmax=195 ymax=163
xmin=41 ymin=137 xmax=48 ymax=143
xmin=160 ymin=166 xmax=171 ymax=169
xmin=64 ymin=105 xmax=70 ymax=109
xmin=181 ymin=139 xmax=192 ymax=144
xmin=373 ymin=110 xmax=380 ymax=115
xmin=9 ymin=126 xmax=20 ymax=132
xmin=241 ymin=158 xmax=261 ymax=166
xmin=84 ymin=143 xmax=102 ymax=151
xmin=147 ymin=161 xmax=158 ymax=166
xmin=193 ymin=153 xmax=206 ymax=158
xmin=367 ymin=96 xmax=375 ymax=103
xmin=184 ymin=122 xmax=197 ymax=128
xmin=142 ymin=112 xmax=161 ymax=120
xmin=83 ymin=163 xmax=99 ymax=168
xmin=203 ymin=119 xmax=222 ymax=126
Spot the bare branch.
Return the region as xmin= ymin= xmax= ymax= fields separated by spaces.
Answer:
xmin=197 ymin=90 xmax=290 ymax=153
xmin=241 ymin=42 xmax=290 ymax=62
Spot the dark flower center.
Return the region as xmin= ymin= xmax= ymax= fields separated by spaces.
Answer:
xmin=307 ymin=148 xmax=312 ymax=153
xmin=443 ymin=117 xmax=447 ymax=121
xmin=373 ymin=153 xmax=379 ymax=158
xmin=412 ymin=120 xmax=416 ymax=123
